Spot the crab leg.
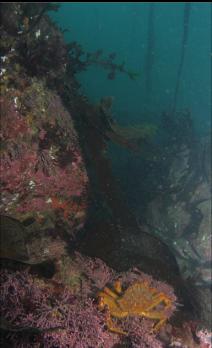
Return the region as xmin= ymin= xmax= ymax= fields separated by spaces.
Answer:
xmin=141 ymin=310 xmax=167 ymax=331
xmin=105 ymin=312 xmax=127 ymax=335
xmin=101 ymin=287 xmax=119 ymax=299
xmin=140 ymin=293 xmax=172 ymax=331
xmin=114 ymin=280 xmax=122 ymax=294
xmin=143 ymin=293 xmax=172 ymax=312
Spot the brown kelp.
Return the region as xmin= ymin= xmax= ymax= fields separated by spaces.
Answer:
xmin=173 ymin=3 xmax=192 ymax=113
xmin=67 ymin=41 xmax=139 ymax=80
xmin=145 ymin=3 xmax=155 ymax=101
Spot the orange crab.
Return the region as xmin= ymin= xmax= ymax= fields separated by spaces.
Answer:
xmin=97 ymin=279 xmax=174 ymax=335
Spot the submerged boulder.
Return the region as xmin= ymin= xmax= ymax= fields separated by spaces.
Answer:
xmin=144 ymin=137 xmax=211 ymax=325
xmin=0 ymin=4 xmax=89 ymax=242
xmin=0 ymin=84 xmax=88 ymax=239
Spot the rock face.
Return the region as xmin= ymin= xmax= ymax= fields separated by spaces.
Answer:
xmin=0 ymin=4 xmax=89 ymax=245
xmin=0 ymin=86 xmax=88 ymax=236
xmin=144 ymin=137 xmax=211 ymax=325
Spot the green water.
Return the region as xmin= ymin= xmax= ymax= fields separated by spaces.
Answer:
xmin=50 ymin=2 xmax=211 ymax=133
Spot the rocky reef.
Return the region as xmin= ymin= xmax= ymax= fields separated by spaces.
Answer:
xmin=0 ymin=4 xmax=89 ymax=265
xmin=143 ymin=116 xmax=211 ymax=326
xmin=0 ymin=3 xmax=211 ymax=348
xmin=0 ymin=255 xmax=177 ymax=348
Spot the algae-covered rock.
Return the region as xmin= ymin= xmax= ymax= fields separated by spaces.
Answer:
xmin=0 ymin=77 xmax=88 ymax=242
xmin=0 ymin=215 xmax=29 ymax=262
xmin=0 ymin=3 xmax=88 ymax=242
xmin=0 ymin=215 xmax=67 ymax=265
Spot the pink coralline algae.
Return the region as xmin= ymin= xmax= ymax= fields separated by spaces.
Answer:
xmin=0 ymin=90 xmax=88 ymax=235
xmin=0 ymin=269 xmax=119 ymax=348
xmin=196 ymin=328 xmax=212 ymax=348
xmin=0 ymin=255 xmax=180 ymax=348
xmin=74 ymin=251 xmax=116 ymax=291
xmin=0 ymin=96 xmax=31 ymax=141
xmin=169 ymin=321 xmax=212 ymax=348
xmin=125 ymin=317 xmax=164 ymax=348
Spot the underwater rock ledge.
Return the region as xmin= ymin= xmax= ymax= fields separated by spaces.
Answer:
xmin=0 ymin=4 xmax=211 ymax=348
